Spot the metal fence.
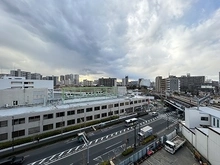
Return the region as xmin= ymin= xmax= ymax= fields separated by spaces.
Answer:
xmin=118 ymin=135 xmax=167 ymax=165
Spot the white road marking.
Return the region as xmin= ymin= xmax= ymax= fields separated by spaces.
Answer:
xmin=115 ymin=132 xmax=118 ymax=135
xmin=101 ymin=137 xmax=103 ymax=140
xmin=39 ymin=158 xmax=46 ymax=164
xmin=30 ymin=162 xmax=36 ymax=165
xmin=95 ymin=139 xmax=98 ymax=143
xmin=49 ymin=155 xmax=56 ymax=160
xmin=75 ymin=146 xmax=79 ymax=150
xmin=67 ymin=148 xmax=73 ymax=154
xmin=106 ymin=141 xmax=122 ymax=149
xmin=59 ymin=151 xmax=64 ymax=157
xmin=106 ymin=135 xmax=109 ymax=138
xmin=120 ymin=130 xmax=122 ymax=133
xmin=111 ymin=134 xmax=113 ymax=137
xmin=89 ymin=141 xmax=92 ymax=145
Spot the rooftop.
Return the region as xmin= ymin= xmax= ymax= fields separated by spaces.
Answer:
xmin=0 ymin=95 xmax=148 ymax=117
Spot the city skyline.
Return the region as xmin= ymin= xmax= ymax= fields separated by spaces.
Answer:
xmin=0 ymin=0 xmax=220 ymax=81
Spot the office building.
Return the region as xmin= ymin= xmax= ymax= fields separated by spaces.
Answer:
xmin=166 ymin=75 xmax=180 ymax=93
xmin=0 ymin=87 xmax=149 ymax=142
xmin=178 ymin=74 xmax=205 ymax=92
xmin=31 ymin=73 xmax=42 ymax=80
xmin=98 ymin=77 xmax=117 ymax=87
xmin=155 ymin=76 xmax=166 ymax=93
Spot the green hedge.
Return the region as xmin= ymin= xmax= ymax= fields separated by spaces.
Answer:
xmin=122 ymin=147 xmax=134 ymax=156
xmin=99 ymin=161 xmax=110 ymax=165
xmin=0 ymin=116 xmax=119 ymax=150
xmin=141 ymin=135 xmax=157 ymax=145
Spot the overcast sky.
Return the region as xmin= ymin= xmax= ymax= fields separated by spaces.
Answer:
xmin=0 ymin=0 xmax=220 ymax=81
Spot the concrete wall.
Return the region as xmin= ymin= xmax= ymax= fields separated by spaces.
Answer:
xmin=0 ymin=88 xmax=48 ymax=108
xmin=208 ymin=128 xmax=220 ymax=165
xmin=185 ymin=108 xmax=210 ymax=128
xmin=195 ymin=128 xmax=208 ymax=159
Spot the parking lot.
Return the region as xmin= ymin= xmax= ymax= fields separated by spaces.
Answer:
xmin=142 ymin=145 xmax=199 ymax=165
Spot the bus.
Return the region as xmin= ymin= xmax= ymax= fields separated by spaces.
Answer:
xmin=125 ymin=118 xmax=138 ymax=127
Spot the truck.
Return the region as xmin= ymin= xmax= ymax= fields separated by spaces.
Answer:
xmin=138 ymin=126 xmax=153 ymax=139
xmin=164 ymin=135 xmax=186 ymax=154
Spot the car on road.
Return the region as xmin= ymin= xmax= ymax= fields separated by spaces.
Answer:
xmin=152 ymin=112 xmax=158 ymax=117
xmin=0 ymin=156 xmax=25 ymax=165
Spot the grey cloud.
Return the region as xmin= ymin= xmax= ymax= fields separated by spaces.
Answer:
xmin=0 ymin=0 xmax=219 ymax=81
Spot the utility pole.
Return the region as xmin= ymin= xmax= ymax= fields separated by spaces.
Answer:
xmin=12 ymin=116 xmax=14 ymax=152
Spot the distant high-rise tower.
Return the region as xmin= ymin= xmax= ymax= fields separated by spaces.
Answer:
xmin=74 ymin=74 xmax=79 ymax=85
xmin=219 ymin=72 xmax=220 ymax=86
xmin=125 ymin=76 xmax=128 ymax=86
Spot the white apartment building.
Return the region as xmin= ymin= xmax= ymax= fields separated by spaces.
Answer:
xmin=0 ymin=95 xmax=150 ymax=142
xmin=180 ymin=106 xmax=220 ymax=165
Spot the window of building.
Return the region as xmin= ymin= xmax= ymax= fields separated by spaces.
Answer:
xmin=77 ymin=118 xmax=84 ymax=123
xmin=0 ymin=120 xmax=8 ymax=127
xmin=56 ymin=112 xmax=65 ymax=118
xmin=94 ymin=106 xmax=100 ymax=111
xmin=114 ymin=103 xmax=119 ymax=107
xmin=120 ymin=109 xmax=124 ymax=113
xmin=120 ymin=102 xmax=124 ymax=106
xmin=101 ymin=105 xmax=107 ymax=109
xmin=67 ymin=119 xmax=75 ymax=126
xmin=0 ymin=133 xmax=8 ymax=141
xmin=67 ymin=110 xmax=75 ymax=116
xmin=213 ymin=118 xmax=216 ymax=126
xmin=138 ymin=100 xmax=141 ymax=103
xmin=142 ymin=99 xmax=145 ymax=102
xmin=86 ymin=116 xmax=93 ymax=121
xmin=134 ymin=101 xmax=137 ymax=104
xmin=114 ymin=110 xmax=119 ymax=114
xmin=201 ymin=117 xmax=208 ymax=121
xmin=56 ymin=121 xmax=65 ymax=128
xmin=77 ymin=109 xmax=84 ymax=114
xmin=217 ymin=119 xmax=219 ymax=128
xmin=13 ymin=118 xmax=25 ymax=125
xmin=108 ymin=104 xmax=113 ymax=108
xmin=29 ymin=116 xmax=40 ymax=122
xmin=28 ymin=126 xmax=40 ymax=135
xmin=125 ymin=102 xmax=129 ymax=105
xmin=102 ymin=113 xmax=107 ymax=117
xmin=43 ymin=124 xmax=53 ymax=131
xmin=94 ymin=114 xmax=100 ymax=119
xmin=130 ymin=101 xmax=133 ymax=105
xmin=86 ymin=107 xmax=93 ymax=112
xmin=43 ymin=114 xmax=53 ymax=120
xmin=12 ymin=129 xmax=25 ymax=138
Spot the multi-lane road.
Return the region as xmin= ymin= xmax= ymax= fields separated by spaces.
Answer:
xmin=19 ymin=112 xmax=178 ymax=165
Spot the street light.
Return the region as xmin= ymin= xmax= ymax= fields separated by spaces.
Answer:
xmin=12 ymin=116 xmax=14 ymax=152
xmin=80 ymin=133 xmax=89 ymax=164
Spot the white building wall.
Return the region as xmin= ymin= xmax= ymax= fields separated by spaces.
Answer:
xmin=208 ymin=128 xmax=220 ymax=165
xmin=0 ymin=88 xmax=48 ymax=107
xmin=195 ymin=128 xmax=208 ymax=159
xmin=0 ymin=97 xmax=147 ymax=142
xmin=185 ymin=108 xmax=201 ymax=128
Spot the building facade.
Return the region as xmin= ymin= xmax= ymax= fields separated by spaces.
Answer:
xmin=178 ymin=74 xmax=205 ymax=93
xmin=98 ymin=78 xmax=117 ymax=87
xmin=0 ymin=96 xmax=149 ymax=142
xmin=166 ymin=76 xmax=180 ymax=93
